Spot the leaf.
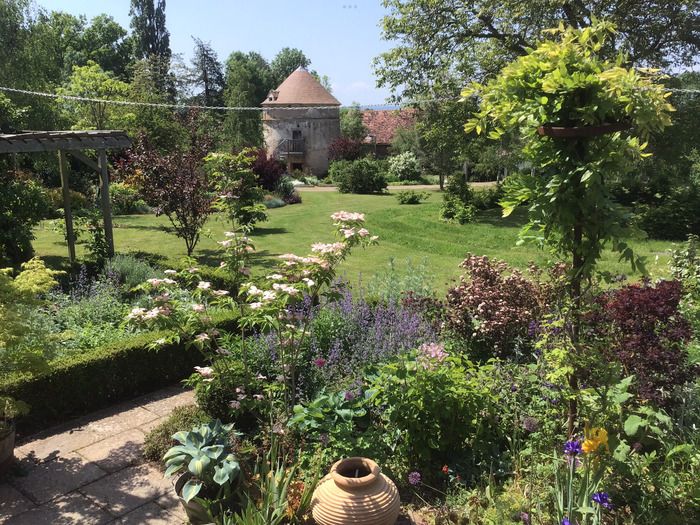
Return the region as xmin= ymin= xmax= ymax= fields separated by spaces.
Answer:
xmin=188 ymin=454 xmax=211 ymax=477
xmin=539 ymin=96 xmax=549 ymax=104
xmin=181 ymin=479 xmax=203 ymax=503
xmin=624 ymin=414 xmax=644 ymax=436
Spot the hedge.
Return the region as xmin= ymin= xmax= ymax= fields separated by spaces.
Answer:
xmin=0 ymin=311 xmax=238 ymax=434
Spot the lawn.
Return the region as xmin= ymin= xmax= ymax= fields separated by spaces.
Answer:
xmin=33 ymin=189 xmax=677 ymax=291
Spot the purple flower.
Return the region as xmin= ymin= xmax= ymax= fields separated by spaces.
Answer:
xmin=344 ymin=390 xmax=356 ymax=401
xmin=520 ymin=511 xmax=530 ymax=524
xmin=592 ymin=491 xmax=612 ymax=509
xmin=407 ymin=471 xmax=421 ymax=486
xmin=563 ymin=439 xmax=583 ymax=456
xmin=561 ymin=518 xmax=571 ymax=525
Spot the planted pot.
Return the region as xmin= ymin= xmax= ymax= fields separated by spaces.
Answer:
xmin=0 ymin=422 xmax=16 ymax=475
xmin=174 ymin=472 xmax=215 ymax=524
xmin=537 ymin=121 xmax=630 ymax=139
xmin=311 ymin=457 xmax=400 ymax=525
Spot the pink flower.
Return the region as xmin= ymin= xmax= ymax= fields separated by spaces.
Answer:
xmin=218 ymin=239 xmax=233 ymax=248
xmin=357 ymin=228 xmax=370 ymax=237
xmin=191 ymin=303 xmax=206 ymax=313
xmin=195 ymin=333 xmax=210 ymax=342
xmin=250 ymin=302 xmax=263 ymax=309
xmin=229 ymin=400 xmax=241 ymax=410
xmin=239 ymin=267 xmax=251 ymax=276
xmin=420 ymin=342 xmax=448 ymax=363
xmin=314 ymin=358 xmax=327 ymax=368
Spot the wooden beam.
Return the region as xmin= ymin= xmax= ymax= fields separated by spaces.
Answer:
xmin=98 ymin=150 xmax=115 ymax=258
xmin=68 ymin=150 xmax=99 ymax=172
xmin=0 ymin=136 xmax=132 ymax=154
xmin=58 ymin=150 xmax=76 ymax=265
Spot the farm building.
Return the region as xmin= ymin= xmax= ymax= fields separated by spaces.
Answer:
xmin=361 ymin=108 xmax=417 ymax=157
xmin=261 ymin=67 xmax=341 ymax=176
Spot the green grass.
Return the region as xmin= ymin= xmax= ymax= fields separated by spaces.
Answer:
xmin=33 ymin=190 xmax=677 ymax=291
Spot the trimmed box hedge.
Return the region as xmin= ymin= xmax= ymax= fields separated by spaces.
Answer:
xmin=0 ymin=311 xmax=238 ymax=434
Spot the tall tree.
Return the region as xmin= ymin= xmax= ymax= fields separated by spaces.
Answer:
xmin=223 ymin=51 xmax=273 ymax=149
xmin=189 ymin=37 xmax=225 ymax=107
xmin=270 ymin=47 xmax=311 ymax=86
xmin=375 ymin=0 xmax=700 ymax=101
xmin=129 ymin=0 xmax=171 ymax=60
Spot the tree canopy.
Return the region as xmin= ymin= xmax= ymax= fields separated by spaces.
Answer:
xmin=129 ymin=0 xmax=171 ymax=60
xmin=375 ymin=0 xmax=700 ymax=100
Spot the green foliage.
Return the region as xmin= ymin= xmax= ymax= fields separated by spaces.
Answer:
xmin=105 ymin=254 xmax=159 ymax=292
xmin=329 ymin=158 xmax=388 ymax=194
xmin=270 ymin=47 xmax=311 ymax=86
xmin=129 ymin=0 xmax=171 ymax=60
xmin=0 ymin=173 xmax=50 ymax=265
xmin=340 ymin=103 xmax=367 ymax=141
xmin=205 ymin=151 xmax=267 ymax=228
xmin=143 ymin=404 xmax=211 ymax=462
xmin=395 ymin=189 xmax=429 ymax=205
xmin=465 ymin=21 xmax=674 ymax=291
xmin=366 ymin=257 xmax=435 ymax=304
xmin=109 ymin=182 xmax=150 ymax=215
xmin=58 ymin=60 xmax=133 ymax=129
xmin=45 ymin=187 xmax=90 ymax=218
xmin=440 ymin=195 xmax=476 ymax=224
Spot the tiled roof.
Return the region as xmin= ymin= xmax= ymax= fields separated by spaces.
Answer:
xmin=261 ymin=67 xmax=340 ymax=106
xmin=361 ymin=109 xmax=417 ymax=145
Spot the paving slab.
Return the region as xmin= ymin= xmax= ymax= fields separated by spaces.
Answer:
xmin=117 ymin=501 xmax=187 ymax=524
xmin=80 ymin=463 xmax=172 ymax=517
xmin=16 ymin=425 xmax=102 ymax=464
xmin=2 ymin=492 xmax=112 ymax=525
xmin=0 ymin=484 xmax=36 ymax=524
xmin=77 ymin=428 xmax=146 ymax=473
xmin=83 ymin=405 xmax=158 ymax=437
xmin=138 ymin=389 xmax=195 ymax=417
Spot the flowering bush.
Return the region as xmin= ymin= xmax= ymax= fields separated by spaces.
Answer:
xmin=327 ymin=136 xmax=363 ymax=162
xmin=446 ymin=255 xmax=550 ymax=358
xmin=387 ymin=151 xmax=422 ymax=181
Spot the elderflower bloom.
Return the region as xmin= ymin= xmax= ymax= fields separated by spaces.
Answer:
xmin=197 ymin=281 xmax=212 ymax=290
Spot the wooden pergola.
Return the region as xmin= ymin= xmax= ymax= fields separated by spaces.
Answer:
xmin=0 ymin=130 xmax=132 ymax=264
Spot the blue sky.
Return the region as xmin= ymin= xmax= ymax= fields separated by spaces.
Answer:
xmin=41 ymin=0 xmax=396 ymax=105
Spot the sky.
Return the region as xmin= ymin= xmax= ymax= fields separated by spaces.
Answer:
xmin=40 ymin=0 xmax=397 ymax=105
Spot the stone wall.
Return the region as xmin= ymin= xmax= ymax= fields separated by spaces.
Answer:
xmin=262 ymin=107 xmax=340 ymax=176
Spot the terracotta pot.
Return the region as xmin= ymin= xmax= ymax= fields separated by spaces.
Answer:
xmin=537 ymin=121 xmax=630 ymax=138
xmin=311 ymin=457 xmax=400 ymax=525
xmin=0 ymin=422 xmax=16 ymax=475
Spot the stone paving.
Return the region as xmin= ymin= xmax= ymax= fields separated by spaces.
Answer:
xmin=0 ymin=386 xmax=195 ymax=524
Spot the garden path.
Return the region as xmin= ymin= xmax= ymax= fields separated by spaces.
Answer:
xmin=0 ymin=386 xmax=194 ymax=524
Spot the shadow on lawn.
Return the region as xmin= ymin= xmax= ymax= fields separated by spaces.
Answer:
xmin=197 ymin=248 xmax=280 ymax=271
xmin=475 ymin=207 xmax=527 ymax=228
xmin=251 ymin=226 xmax=288 ymax=237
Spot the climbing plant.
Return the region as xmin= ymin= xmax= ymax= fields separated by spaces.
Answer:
xmin=464 ymin=20 xmax=674 ymax=299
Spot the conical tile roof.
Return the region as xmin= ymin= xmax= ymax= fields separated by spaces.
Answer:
xmin=262 ymin=67 xmax=340 ymax=106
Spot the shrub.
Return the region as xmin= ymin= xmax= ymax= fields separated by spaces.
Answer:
xmin=471 ymin=184 xmax=504 ymax=210
xmin=328 ymin=137 xmax=363 ymax=161
xmin=590 ymin=280 xmax=696 ymax=407
xmin=252 ymin=149 xmax=286 ymax=191
xmin=0 ymin=173 xmax=50 ymax=265
xmin=388 ymin=152 xmax=422 ymax=181
xmin=45 ymin=187 xmax=90 ymax=218
xmin=395 ymin=190 xmax=429 ymax=205
xmin=446 ymin=255 xmax=548 ymax=358
xmin=105 ymin=254 xmax=159 ymax=291
xmin=109 ymin=182 xmax=150 ymax=215
xmin=275 ymin=175 xmax=301 ymax=204
xmin=263 ymin=196 xmax=287 ymax=209
xmin=143 ymin=404 xmax=211 ymax=462
xmin=440 ymin=195 xmax=475 ymax=224
xmin=329 ymin=158 xmax=387 ymax=194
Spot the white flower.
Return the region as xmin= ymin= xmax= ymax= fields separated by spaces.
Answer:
xmin=162 ymin=278 xmax=177 ymax=285
xmin=267 ymin=274 xmax=284 ymax=280
xmin=213 ymin=289 xmax=230 ymax=296
xmin=194 ymin=366 xmax=213 ymax=377
xmin=219 ymin=261 xmax=228 ymax=268
xmin=249 ymin=302 xmax=263 ymax=309
xmin=246 ymin=285 xmax=262 ymax=297
xmin=195 ymin=333 xmax=210 ymax=343
xmin=197 ymin=281 xmax=212 ymax=290
xmin=154 ymin=338 xmax=167 ymax=345
xmin=262 ymin=290 xmax=277 ymax=301
xmin=218 ymin=239 xmax=233 ymax=248
xmin=311 ymin=242 xmax=345 ymax=255
xmin=253 ymin=394 xmax=264 ymax=401
xmin=340 ymin=228 xmax=356 ymax=238
xmin=127 ymin=307 xmax=146 ymax=319
xmin=191 ymin=303 xmax=206 ymax=313
xmin=357 ymin=228 xmax=369 ymax=237
xmin=224 ymin=231 xmax=237 ymax=237
xmin=147 ymin=278 xmax=163 ymax=286
xmin=302 ymin=278 xmax=315 ymax=287
xmin=164 ymin=269 xmax=178 ymax=275
xmin=188 ymin=267 xmax=199 ymax=273
xmin=331 ymin=211 xmax=365 ymax=223
xmin=272 ymin=283 xmax=298 ymax=295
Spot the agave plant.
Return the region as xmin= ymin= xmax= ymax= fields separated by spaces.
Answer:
xmin=163 ymin=419 xmax=242 ymax=504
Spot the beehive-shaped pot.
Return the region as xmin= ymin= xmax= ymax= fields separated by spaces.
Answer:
xmin=311 ymin=457 xmax=400 ymax=525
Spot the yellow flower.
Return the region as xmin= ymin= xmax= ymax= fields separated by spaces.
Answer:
xmin=582 ymin=427 xmax=608 ymax=454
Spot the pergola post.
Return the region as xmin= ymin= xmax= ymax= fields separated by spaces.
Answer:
xmin=57 ymin=149 xmax=76 ymax=265
xmin=98 ymin=149 xmax=115 ymax=257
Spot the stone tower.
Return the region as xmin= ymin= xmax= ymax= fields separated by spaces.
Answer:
xmin=262 ymin=67 xmax=341 ymax=176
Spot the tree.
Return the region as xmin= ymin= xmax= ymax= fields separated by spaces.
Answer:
xmin=340 ymin=104 xmax=367 ymax=141
xmin=270 ymin=47 xmax=311 ymax=86
xmin=466 ymin=22 xmax=673 ymax=301
xmin=58 ymin=60 xmax=132 ymax=129
xmin=189 ymin=37 xmax=225 ymax=107
xmin=223 ymin=51 xmax=273 ymax=149
xmin=375 ymin=0 xmax=700 ymax=101
xmin=126 ymin=113 xmax=214 ymax=256
xmin=129 ymin=0 xmax=171 ymax=60
xmin=75 ymin=14 xmax=134 ymax=79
